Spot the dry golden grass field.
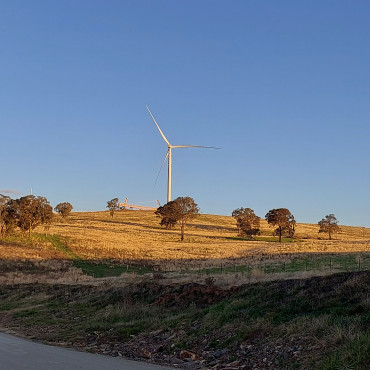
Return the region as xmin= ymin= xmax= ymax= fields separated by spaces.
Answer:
xmin=1 ymin=210 xmax=369 ymax=269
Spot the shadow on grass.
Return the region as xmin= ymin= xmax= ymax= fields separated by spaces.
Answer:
xmin=225 ymin=236 xmax=297 ymax=242
xmin=72 ymin=260 xmax=155 ymax=278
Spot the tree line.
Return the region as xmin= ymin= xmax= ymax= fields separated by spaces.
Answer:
xmin=232 ymin=207 xmax=340 ymax=241
xmin=1 ymin=192 xmax=340 ymax=242
xmin=232 ymin=207 xmax=296 ymax=242
xmin=153 ymin=196 xmax=340 ymax=242
xmin=0 ymin=194 xmax=73 ymax=237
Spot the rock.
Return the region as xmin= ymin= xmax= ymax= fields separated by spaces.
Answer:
xmin=226 ymin=360 xmax=241 ymax=367
xmin=141 ymin=349 xmax=151 ymax=359
xmin=211 ymin=348 xmax=228 ymax=358
xmin=180 ymin=349 xmax=200 ymax=361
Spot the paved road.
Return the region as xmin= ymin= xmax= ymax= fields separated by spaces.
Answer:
xmin=0 ymin=332 xmax=172 ymax=370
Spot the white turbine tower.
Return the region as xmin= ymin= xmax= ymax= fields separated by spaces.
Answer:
xmin=146 ymin=105 xmax=220 ymax=203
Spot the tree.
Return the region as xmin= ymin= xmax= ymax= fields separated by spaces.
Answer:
xmin=231 ymin=208 xmax=244 ymax=235
xmin=318 ymin=214 xmax=340 ymax=240
xmin=155 ymin=201 xmax=178 ymax=229
xmin=265 ymin=208 xmax=296 ymax=242
xmin=0 ymin=194 xmax=12 ymax=236
xmin=232 ymin=207 xmax=260 ymax=238
xmin=54 ymin=202 xmax=73 ymax=218
xmin=106 ymin=198 xmax=120 ymax=218
xmin=155 ymin=196 xmax=199 ymax=241
xmin=8 ymin=195 xmax=53 ymax=237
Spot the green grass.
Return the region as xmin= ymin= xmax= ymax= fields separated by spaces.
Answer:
xmin=13 ymin=309 xmax=38 ymax=318
xmin=36 ymin=234 xmax=155 ymax=277
xmin=40 ymin=234 xmax=80 ymax=259
xmin=320 ymin=332 xmax=370 ymax=370
xmin=187 ymin=253 xmax=370 ymax=276
xmin=2 ymin=233 xmax=39 ymax=247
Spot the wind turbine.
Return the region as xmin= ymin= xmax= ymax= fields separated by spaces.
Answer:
xmin=146 ymin=105 xmax=220 ymax=203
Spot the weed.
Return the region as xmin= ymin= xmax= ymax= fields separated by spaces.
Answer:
xmin=320 ymin=332 xmax=370 ymax=370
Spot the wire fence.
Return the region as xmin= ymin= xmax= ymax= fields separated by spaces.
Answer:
xmin=154 ymin=253 xmax=370 ymax=276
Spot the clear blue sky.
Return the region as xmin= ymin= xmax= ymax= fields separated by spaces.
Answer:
xmin=1 ymin=1 xmax=369 ymax=227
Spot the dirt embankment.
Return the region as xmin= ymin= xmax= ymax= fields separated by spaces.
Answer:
xmin=0 ymin=270 xmax=369 ymax=369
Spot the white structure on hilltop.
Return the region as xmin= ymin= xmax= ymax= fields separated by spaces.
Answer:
xmin=146 ymin=105 xmax=220 ymax=203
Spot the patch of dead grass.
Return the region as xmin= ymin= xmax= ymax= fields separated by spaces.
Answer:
xmin=40 ymin=211 xmax=370 ymax=261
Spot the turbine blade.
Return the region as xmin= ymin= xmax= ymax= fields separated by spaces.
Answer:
xmin=172 ymin=145 xmax=221 ymax=149
xmin=146 ymin=105 xmax=171 ymax=146
xmin=154 ymin=151 xmax=169 ymax=189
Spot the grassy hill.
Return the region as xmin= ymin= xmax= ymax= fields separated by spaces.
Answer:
xmin=2 ymin=210 xmax=370 ymax=259
xmin=0 ymin=210 xmax=369 ymax=284
xmin=0 ymin=210 xmax=369 ymax=369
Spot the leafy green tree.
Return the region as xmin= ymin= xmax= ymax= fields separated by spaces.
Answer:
xmin=106 ymin=198 xmax=120 ymax=218
xmin=318 ymin=214 xmax=340 ymax=240
xmin=9 ymin=195 xmax=53 ymax=237
xmin=232 ymin=207 xmax=260 ymax=238
xmin=265 ymin=208 xmax=296 ymax=242
xmin=155 ymin=196 xmax=199 ymax=241
xmin=54 ymin=202 xmax=73 ymax=218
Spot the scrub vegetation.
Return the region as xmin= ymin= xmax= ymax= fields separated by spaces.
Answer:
xmin=0 ymin=271 xmax=368 ymax=369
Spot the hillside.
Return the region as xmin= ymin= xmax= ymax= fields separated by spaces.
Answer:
xmin=1 ymin=210 xmax=369 ymax=261
xmin=0 ymin=271 xmax=369 ymax=369
xmin=0 ymin=210 xmax=369 ymax=285
xmin=0 ymin=211 xmax=369 ymax=369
